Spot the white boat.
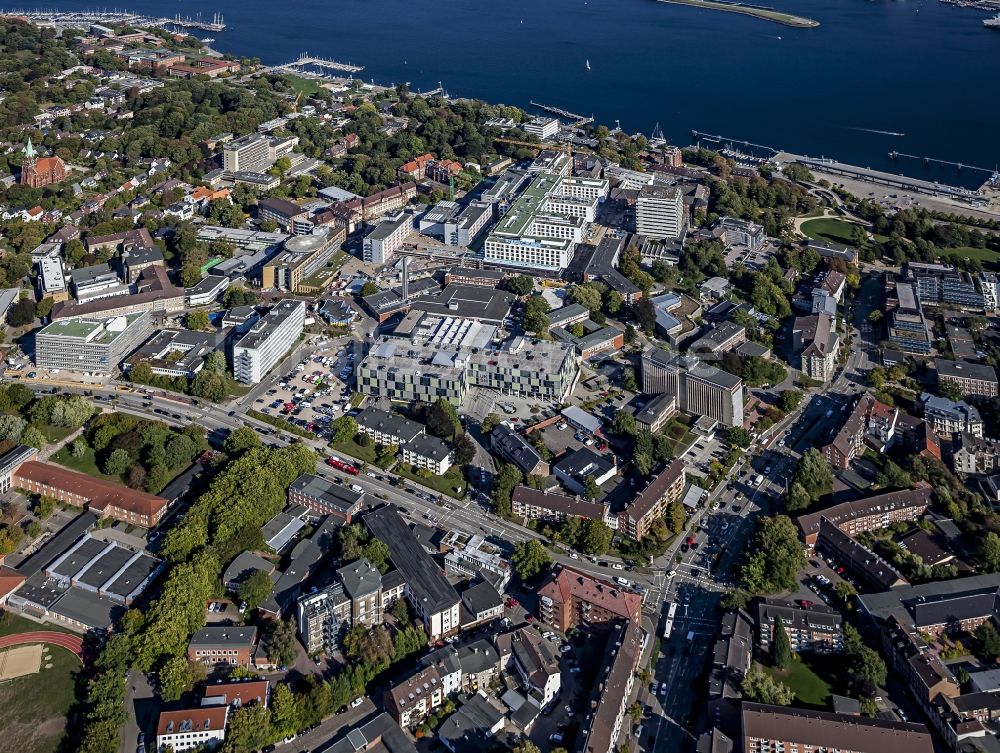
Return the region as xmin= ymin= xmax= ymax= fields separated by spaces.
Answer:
xmin=586 ymin=59 xmax=591 ymax=70
xmin=984 ymin=12 xmax=1000 ymax=28
xmin=201 ymin=37 xmax=215 ymax=43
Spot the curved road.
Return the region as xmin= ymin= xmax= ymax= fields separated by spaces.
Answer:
xmin=0 ymin=630 xmax=84 ymax=659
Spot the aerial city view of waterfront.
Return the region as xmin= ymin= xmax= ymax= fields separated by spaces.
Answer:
xmin=18 ymin=0 xmax=1000 ymax=182
xmin=3 ymin=3 xmax=1000 ymax=753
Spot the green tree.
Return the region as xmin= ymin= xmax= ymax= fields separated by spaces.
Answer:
xmin=583 ymin=474 xmax=601 ymax=501
xmin=20 ymin=425 xmax=46 ymax=449
xmin=453 ymin=433 xmax=476 ymax=466
xmin=204 ymin=350 xmax=227 ymax=373
xmin=742 ymin=665 xmax=794 ymax=705
xmin=771 ymin=619 xmax=792 ymax=670
xmin=567 ymin=283 xmax=603 ymax=312
xmin=779 ymin=390 xmax=803 ymax=413
xmin=238 ymin=569 xmax=274 ymax=611
xmin=102 ymin=448 xmax=133 ymax=476
xmin=610 ymin=410 xmax=636 ymax=436
xmin=270 ymin=683 xmax=302 ymax=737
xmin=511 ymin=539 xmax=551 ymax=580
xmin=35 ymin=495 xmax=56 ymax=519
xmin=978 ymin=532 xmax=1000 ymax=572
xmin=666 ymin=500 xmax=686 ymax=534
xmin=269 ymin=618 xmax=298 ymax=668
xmin=579 ymin=518 xmax=613 ymax=556
xmin=191 ymin=369 xmax=229 ymax=401
xmin=7 ymin=298 xmax=35 ymax=327
xmin=727 ymin=426 xmax=752 ymax=448
xmin=224 ymin=704 xmax=272 ymax=753
xmin=740 ymin=515 xmax=806 ymax=594
xmin=976 ymin=621 xmax=1000 ymax=661
xmin=523 ymin=295 xmax=550 ymax=335
xmin=426 ymin=398 xmax=461 ymax=440
xmin=633 ymin=452 xmax=653 ymax=477
xmin=159 ymin=655 xmax=196 ymax=701
xmin=186 ymin=310 xmax=211 ymax=331
xmin=330 ymin=415 xmax=359 ymax=444
xmin=360 ymin=281 xmax=380 ymax=297
xmin=505 ymin=275 xmax=534 ymax=296
xmin=481 ymin=413 xmax=502 ymax=434
xmin=70 ymin=437 xmax=88 ymax=458
xmin=223 ymin=426 xmax=261 ymax=455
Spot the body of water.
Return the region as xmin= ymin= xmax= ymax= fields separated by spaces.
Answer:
xmin=42 ymin=0 xmax=1000 ymax=186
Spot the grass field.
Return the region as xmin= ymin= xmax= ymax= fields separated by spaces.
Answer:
xmin=765 ymin=655 xmax=836 ymax=708
xmin=935 ymin=246 xmax=1000 ymax=269
xmin=800 ymin=217 xmax=860 ymax=246
xmin=397 ymin=465 xmax=468 ymax=499
xmin=0 ymin=613 xmax=80 ymax=753
xmin=329 ymin=436 xmax=378 ymax=465
xmin=283 ymin=73 xmax=326 ymax=96
xmin=35 ymin=425 xmax=77 ymax=444
xmin=50 ymin=445 xmax=118 ymax=482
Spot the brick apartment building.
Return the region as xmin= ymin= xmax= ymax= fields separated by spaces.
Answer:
xmin=537 ymin=565 xmax=642 ymax=632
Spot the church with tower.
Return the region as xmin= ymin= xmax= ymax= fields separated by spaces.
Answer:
xmin=20 ymin=138 xmax=66 ymax=188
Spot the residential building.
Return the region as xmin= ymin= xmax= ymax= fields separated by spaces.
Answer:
xmin=935 ymin=359 xmax=998 ymax=398
xmin=951 ymin=434 xmax=1000 ymax=475
xmin=187 ymin=626 xmax=257 ymax=668
xmin=398 ymin=153 xmax=435 ymax=180
xmin=633 ymin=393 xmax=678 ymax=434
xmin=362 ymin=506 xmax=461 ymax=640
xmin=232 ymin=300 xmax=306 ymax=383
xmin=459 ymin=579 xmax=505 ymax=625
xmin=438 ymin=692 xmax=507 ymax=753
xmin=921 ymin=393 xmax=984 ymax=437
xmin=156 ymin=706 xmax=229 ymax=753
xmin=363 ymin=212 xmax=412 ymax=264
xmin=387 ymin=664 xmax=445 ymax=727
xmin=641 ymin=348 xmax=744 ymax=428
xmin=618 ymin=460 xmax=686 ymax=541
xmin=496 ymin=626 xmax=561 ymax=706
xmin=401 ymin=434 xmax=454 ymax=475
xmin=523 ymin=116 xmax=560 ymax=139
xmin=756 ymin=598 xmax=843 ymax=653
xmin=35 ymin=312 xmax=153 ymax=374
xmin=792 ymin=313 xmax=840 ymax=383
xmin=288 ymin=474 xmax=364 ymax=522
xmin=822 ymin=392 xmax=899 ymax=470
xmin=576 ymin=620 xmax=646 ymax=753
xmin=635 ymin=184 xmax=684 ymax=240
xmin=816 ymin=520 xmax=909 ymax=591
xmin=889 ymin=282 xmax=933 ymax=354
xmin=552 ymin=447 xmax=617 ymax=497
xmin=490 ymin=425 xmax=550 ymax=477
xmin=13 ymin=460 xmax=168 ymax=527
xmin=741 ymin=703 xmax=934 ymax=753
xmin=907 ymin=261 xmax=985 ymax=311
xmin=510 ymin=486 xmax=610 ymax=526
xmin=980 ymin=271 xmax=999 ymax=312
xmin=122 ymin=245 xmax=165 ymax=283
xmin=795 ymin=485 xmax=933 ymax=549
xmin=537 ymin=565 xmax=642 ymax=632
xmin=355 ymin=408 xmax=424 ymax=447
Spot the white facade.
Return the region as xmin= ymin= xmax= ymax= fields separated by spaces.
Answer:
xmin=38 ymin=256 xmax=66 ymax=297
xmin=981 ymin=272 xmax=999 ymax=312
xmin=363 ymin=213 xmax=411 ymax=265
xmin=523 ymin=117 xmax=560 ymax=140
xmin=232 ymin=299 xmax=305 ymax=383
xmin=483 ymin=235 xmax=574 ymax=272
xmin=636 ymin=185 xmax=684 ymax=240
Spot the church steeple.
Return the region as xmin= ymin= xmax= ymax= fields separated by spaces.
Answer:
xmin=24 ymin=137 xmax=36 ymax=159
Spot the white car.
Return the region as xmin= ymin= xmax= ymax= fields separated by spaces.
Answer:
xmin=350 ymin=697 xmax=364 ymax=708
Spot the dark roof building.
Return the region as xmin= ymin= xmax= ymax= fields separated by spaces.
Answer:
xmin=490 ymin=424 xmax=549 ymax=477
xmin=288 ymin=474 xmax=365 ymax=522
xmin=816 ymin=519 xmax=909 ymax=591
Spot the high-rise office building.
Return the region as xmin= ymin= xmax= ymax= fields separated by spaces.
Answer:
xmin=641 ymin=347 xmax=743 ymax=426
xmin=36 ymin=312 xmax=153 ymax=374
xmin=232 ymin=299 xmax=305 ymax=383
xmin=635 ymin=184 xmax=684 ymax=240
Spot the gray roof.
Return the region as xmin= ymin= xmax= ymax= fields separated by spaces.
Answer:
xmin=48 ymin=586 xmax=123 ymax=630
xmin=289 ymin=474 xmax=364 ymax=515
xmin=125 ymin=245 xmax=164 ymax=266
xmin=634 ymin=393 xmax=676 ymax=426
xmin=362 ymin=505 xmax=459 ymax=615
xmin=410 ymin=283 xmax=515 ymax=324
xmin=858 ymin=573 xmax=1000 ymax=629
xmin=355 ymin=407 xmax=423 ymax=444
xmin=403 ymin=433 xmax=453 ymax=463
xmin=935 ymin=358 xmax=997 ymax=384
xmin=756 ymin=597 xmax=842 ymax=634
xmin=16 ymin=512 xmax=99 ymax=577
xmin=223 ymin=551 xmax=275 ymax=586
xmin=314 ymin=713 xmax=417 ymax=753
xmin=456 ymin=638 xmax=500 ymax=675
xmin=262 ymin=516 xmax=342 ymax=615
xmin=336 ymin=558 xmax=382 ymax=599
xmin=490 ymin=424 xmax=544 ymax=475
xmin=552 ymin=446 xmax=615 ymax=480
xmin=461 ymin=579 xmax=504 ymax=617
xmin=189 ymin=625 xmax=258 ymax=649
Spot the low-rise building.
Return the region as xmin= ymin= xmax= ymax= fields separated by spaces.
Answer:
xmin=792 ymin=313 xmax=839 ymax=383
xmin=185 ymin=274 xmax=230 ymax=307
xmin=490 ymin=425 xmax=550 ymax=477
xmin=187 ymin=626 xmax=257 ymax=668
xmin=387 ymin=664 xmax=445 ymax=728
xmin=951 ymin=434 xmax=999 ymax=476
xmin=822 ymin=392 xmax=899 ymax=470
xmin=921 ymin=393 xmax=984 ymax=437
xmin=552 ymin=447 xmax=617 ymax=497
xmin=156 ymin=706 xmax=228 ymax=753
xmin=741 ymin=702 xmax=934 ymax=753
xmin=935 ymin=359 xmax=998 ymax=398
xmin=795 ymin=485 xmax=933 ymax=549
xmin=443 ymin=533 xmax=512 ymax=590
xmin=633 ymin=393 xmax=677 ymax=434
xmin=756 ymin=597 xmax=844 ymax=654
xmin=355 ymin=407 xmax=424 ymax=447
xmin=401 ymin=434 xmax=454 ymax=476
xmin=510 ymin=486 xmax=610 ymax=526
xmin=496 ymin=626 xmax=561 ymax=706
xmin=288 ymin=474 xmax=364 ymax=522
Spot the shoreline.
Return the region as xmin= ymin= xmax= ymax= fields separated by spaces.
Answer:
xmin=655 ymin=0 xmax=820 ymax=28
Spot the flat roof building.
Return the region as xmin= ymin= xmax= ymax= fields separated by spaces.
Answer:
xmin=35 ymin=312 xmax=153 ymax=375
xmin=233 ymin=299 xmax=306 ymax=383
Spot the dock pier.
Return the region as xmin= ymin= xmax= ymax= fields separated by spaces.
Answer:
xmin=530 ymin=101 xmax=593 ymax=126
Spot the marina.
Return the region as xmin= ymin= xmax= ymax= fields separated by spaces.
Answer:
xmin=0 ymin=8 xmax=227 ymax=31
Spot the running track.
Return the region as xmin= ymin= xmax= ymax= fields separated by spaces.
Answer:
xmin=0 ymin=631 xmax=84 ymax=659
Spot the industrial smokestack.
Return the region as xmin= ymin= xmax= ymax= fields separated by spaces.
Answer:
xmin=401 ymin=256 xmax=409 ymax=302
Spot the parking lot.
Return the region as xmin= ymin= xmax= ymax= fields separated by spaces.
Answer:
xmin=250 ymin=337 xmax=359 ymax=441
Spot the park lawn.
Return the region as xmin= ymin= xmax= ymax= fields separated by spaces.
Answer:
xmin=800 ymin=217 xmax=860 ymax=246
xmin=935 ymin=246 xmax=1000 ymax=269
xmin=283 ymin=73 xmax=325 ymax=96
xmin=35 ymin=424 xmax=77 ymax=444
xmin=50 ymin=445 xmax=119 ymax=483
xmin=396 ymin=464 xmax=468 ymax=499
xmin=330 ymin=436 xmax=378 ymax=465
xmin=765 ymin=655 xmax=835 ymax=708
xmin=0 ymin=613 xmax=81 ymax=753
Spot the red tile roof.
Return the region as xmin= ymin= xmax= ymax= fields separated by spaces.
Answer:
xmin=156 ymin=705 xmax=228 ymax=737
xmin=539 ymin=565 xmax=642 ymax=622
xmin=0 ymin=566 xmax=26 ymax=602
xmin=202 ymin=679 xmax=270 ymax=708
xmin=14 ymin=461 xmax=168 ymax=521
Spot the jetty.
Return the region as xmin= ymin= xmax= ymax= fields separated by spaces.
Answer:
xmin=530 ymin=101 xmax=593 ymax=127
xmin=654 ymin=0 xmax=819 ymax=27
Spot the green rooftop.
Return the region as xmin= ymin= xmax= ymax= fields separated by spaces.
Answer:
xmin=38 ymin=313 xmax=146 ymax=345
